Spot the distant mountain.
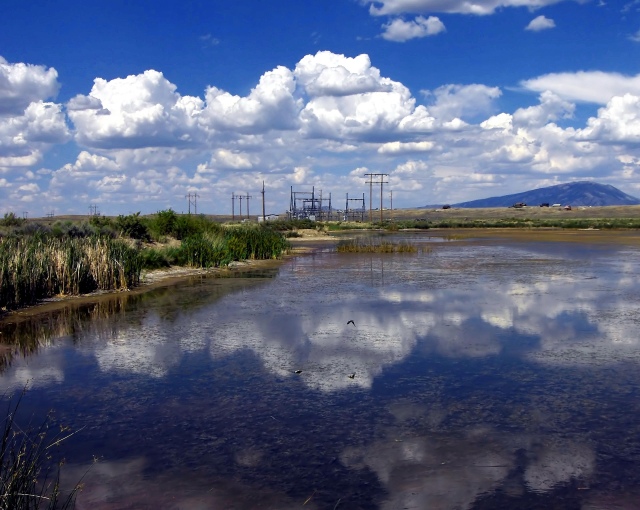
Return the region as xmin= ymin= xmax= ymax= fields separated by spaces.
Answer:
xmin=450 ymin=182 xmax=640 ymax=208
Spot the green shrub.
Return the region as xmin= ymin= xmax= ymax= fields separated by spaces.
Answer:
xmin=115 ymin=212 xmax=151 ymax=241
xmin=1 ymin=212 xmax=23 ymax=227
xmin=149 ymin=209 xmax=178 ymax=238
xmin=139 ymin=248 xmax=172 ymax=269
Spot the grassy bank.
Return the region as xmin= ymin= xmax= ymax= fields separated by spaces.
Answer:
xmin=313 ymin=215 xmax=640 ymax=231
xmin=0 ymin=211 xmax=289 ymax=311
xmin=392 ymin=217 xmax=640 ymax=230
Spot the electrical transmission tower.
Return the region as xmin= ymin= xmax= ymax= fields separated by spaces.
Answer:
xmin=88 ymin=204 xmax=99 ymax=216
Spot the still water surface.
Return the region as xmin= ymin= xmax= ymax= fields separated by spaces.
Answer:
xmin=2 ymin=232 xmax=640 ymax=509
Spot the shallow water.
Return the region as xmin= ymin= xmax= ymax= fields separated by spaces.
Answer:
xmin=3 ymin=232 xmax=640 ymax=509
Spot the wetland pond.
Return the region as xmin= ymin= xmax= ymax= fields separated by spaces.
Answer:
xmin=3 ymin=231 xmax=640 ymax=509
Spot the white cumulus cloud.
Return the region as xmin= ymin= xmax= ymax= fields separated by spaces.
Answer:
xmin=202 ymin=66 xmax=301 ymax=133
xmin=522 ymin=71 xmax=640 ymax=104
xmin=362 ymin=0 xmax=580 ymax=16
xmin=381 ymin=16 xmax=446 ymax=41
xmin=294 ymin=52 xmax=389 ymax=97
xmin=68 ymin=70 xmax=205 ymax=149
xmin=525 ymin=15 xmax=556 ymax=31
xmin=0 ymin=56 xmax=60 ymax=116
xmin=0 ymin=101 xmax=69 ymax=162
xmin=423 ymin=83 xmax=502 ymax=121
xmin=378 ymin=141 xmax=435 ymax=153
xmin=579 ymin=93 xmax=640 ymax=143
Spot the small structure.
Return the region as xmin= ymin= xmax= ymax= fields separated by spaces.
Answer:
xmin=442 ymin=204 xmax=451 ymax=209
xmin=511 ymin=202 xmax=526 ymax=208
xmin=539 ymin=203 xmax=550 ymax=207
xmin=258 ymin=214 xmax=279 ymax=222
xmin=563 ymin=205 xmax=572 ymax=211
xmin=344 ymin=192 xmax=366 ymax=222
xmin=288 ymin=186 xmax=333 ymax=220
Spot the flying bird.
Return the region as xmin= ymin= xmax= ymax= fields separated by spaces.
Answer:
xmin=294 ymin=370 xmax=302 ymax=374
xmin=347 ymin=320 xmax=355 ymax=326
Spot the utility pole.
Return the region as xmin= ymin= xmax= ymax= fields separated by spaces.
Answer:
xmin=261 ymin=181 xmax=266 ymax=221
xmin=22 ymin=211 xmax=28 ymax=220
xmin=364 ymin=173 xmax=389 ymax=223
xmin=231 ymin=193 xmax=236 ymax=220
xmin=245 ymin=193 xmax=253 ymax=219
xmin=89 ymin=204 xmax=99 ymax=216
xmin=239 ymin=195 xmax=244 ymax=218
xmin=186 ymin=193 xmax=199 ymax=215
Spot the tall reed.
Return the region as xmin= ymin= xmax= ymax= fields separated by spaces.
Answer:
xmin=0 ymin=236 xmax=141 ymax=310
xmin=224 ymin=225 xmax=290 ymax=261
xmin=1 ymin=392 xmax=80 ymax=509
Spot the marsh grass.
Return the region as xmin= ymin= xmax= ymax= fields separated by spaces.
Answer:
xmin=139 ymin=225 xmax=289 ymax=270
xmin=0 ymin=216 xmax=288 ymax=310
xmin=336 ymin=239 xmax=423 ymax=253
xmin=0 ymin=236 xmax=141 ymax=311
xmin=1 ymin=392 xmax=81 ymax=509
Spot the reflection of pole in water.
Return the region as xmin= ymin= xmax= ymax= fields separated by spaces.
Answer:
xmin=370 ymin=256 xmax=374 ymax=285
xmin=368 ymin=255 xmax=384 ymax=286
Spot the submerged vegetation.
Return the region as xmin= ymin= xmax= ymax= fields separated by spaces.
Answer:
xmin=336 ymin=239 xmax=423 ymax=253
xmin=1 ymin=393 xmax=80 ymax=509
xmin=0 ymin=211 xmax=289 ymax=311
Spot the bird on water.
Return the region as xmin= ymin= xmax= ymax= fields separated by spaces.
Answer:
xmin=348 ymin=373 xmax=355 ymax=379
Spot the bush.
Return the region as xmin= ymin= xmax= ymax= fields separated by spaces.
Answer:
xmin=148 ymin=209 xmax=178 ymax=238
xmin=139 ymin=248 xmax=172 ymax=269
xmin=1 ymin=212 xmax=23 ymax=227
xmin=89 ymin=215 xmax=114 ymax=229
xmin=115 ymin=213 xmax=151 ymax=241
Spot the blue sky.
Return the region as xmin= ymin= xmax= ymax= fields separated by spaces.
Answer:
xmin=1 ymin=0 xmax=640 ymax=216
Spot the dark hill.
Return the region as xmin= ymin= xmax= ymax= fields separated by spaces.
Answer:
xmin=451 ymin=182 xmax=640 ymax=208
